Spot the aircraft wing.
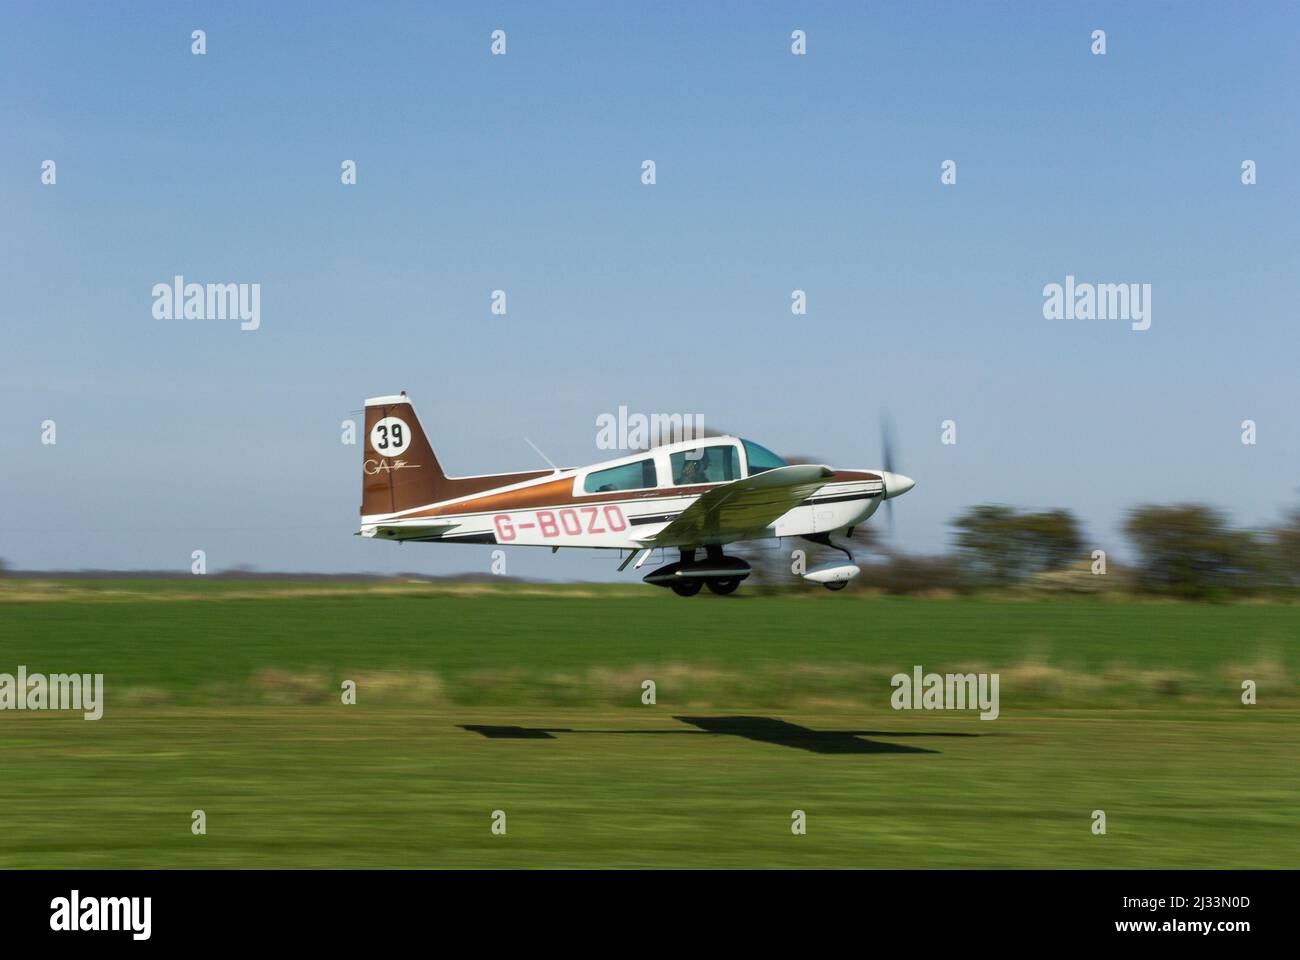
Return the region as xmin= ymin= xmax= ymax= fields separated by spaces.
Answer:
xmin=635 ymin=464 xmax=834 ymax=547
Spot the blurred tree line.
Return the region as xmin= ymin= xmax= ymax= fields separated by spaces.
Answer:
xmin=1121 ymin=503 xmax=1299 ymax=598
xmin=952 ymin=502 xmax=1297 ymax=598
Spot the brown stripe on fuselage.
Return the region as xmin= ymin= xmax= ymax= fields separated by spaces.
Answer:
xmin=395 ymin=469 xmax=880 ymax=520
xmin=426 ymin=469 xmax=556 ymax=498
xmin=401 ymin=478 xmax=720 ymax=519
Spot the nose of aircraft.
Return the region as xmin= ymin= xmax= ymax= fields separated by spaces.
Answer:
xmin=880 ymin=472 xmax=915 ymax=499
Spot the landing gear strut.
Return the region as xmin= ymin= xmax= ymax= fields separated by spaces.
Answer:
xmin=671 ymin=548 xmax=708 ymax=596
xmin=802 ymin=532 xmax=854 ymax=563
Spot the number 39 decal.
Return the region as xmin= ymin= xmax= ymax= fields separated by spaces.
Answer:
xmin=370 ymin=417 xmax=411 ymax=455
xmin=494 ymin=506 xmax=628 ymax=542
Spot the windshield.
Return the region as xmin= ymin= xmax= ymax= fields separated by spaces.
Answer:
xmin=742 ymin=439 xmax=787 ymax=475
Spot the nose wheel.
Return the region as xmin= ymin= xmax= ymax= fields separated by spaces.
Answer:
xmin=800 ymin=533 xmax=859 ymax=591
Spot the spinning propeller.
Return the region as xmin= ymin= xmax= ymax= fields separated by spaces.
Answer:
xmin=878 ymin=411 xmax=915 ymax=535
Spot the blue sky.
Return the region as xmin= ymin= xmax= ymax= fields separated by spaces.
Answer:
xmin=2 ymin=1 xmax=1297 ymax=577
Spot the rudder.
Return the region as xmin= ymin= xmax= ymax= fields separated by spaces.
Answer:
xmin=361 ymin=393 xmax=448 ymax=517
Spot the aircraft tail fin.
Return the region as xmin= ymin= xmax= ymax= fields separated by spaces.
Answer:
xmin=360 ymin=393 xmax=554 ymax=519
xmin=361 ymin=393 xmax=449 ymax=517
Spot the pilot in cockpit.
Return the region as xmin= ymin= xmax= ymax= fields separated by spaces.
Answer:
xmin=678 ymin=449 xmax=710 ymax=484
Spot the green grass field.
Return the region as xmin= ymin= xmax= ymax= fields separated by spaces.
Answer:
xmin=1 ymin=581 xmax=1297 ymax=867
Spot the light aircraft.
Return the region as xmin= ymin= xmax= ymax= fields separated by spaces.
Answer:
xmin=358 ymin=392 xmax=914 ymax=595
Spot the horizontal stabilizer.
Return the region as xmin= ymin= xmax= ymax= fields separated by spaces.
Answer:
xmin=358 ymin=522 xmax=461 ymax=542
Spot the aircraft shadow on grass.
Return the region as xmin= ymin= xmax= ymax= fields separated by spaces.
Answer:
xmin=459 ymin=716 xmax=978 ymax=755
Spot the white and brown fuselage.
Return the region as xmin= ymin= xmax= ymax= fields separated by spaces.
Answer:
xmin=358 ymin=394 xmax=914 ymax=589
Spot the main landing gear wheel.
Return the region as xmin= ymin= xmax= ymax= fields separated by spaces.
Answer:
xmin=823 ymin=580 xmax=848 ymax=591
xmin=648 ymin=547 xmax=750 ymax=596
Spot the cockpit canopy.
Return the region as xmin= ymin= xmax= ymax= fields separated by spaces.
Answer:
xmin=581 ymin=437 xmax=789 ymax=493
